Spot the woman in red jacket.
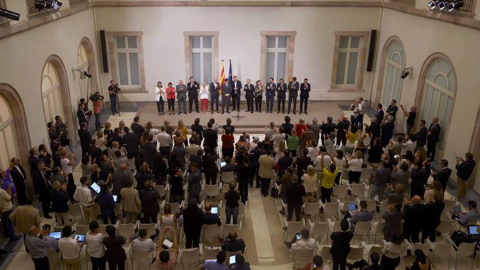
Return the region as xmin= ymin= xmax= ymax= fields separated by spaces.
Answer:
xmin=166 ymin=82 xmax=176 ymax=115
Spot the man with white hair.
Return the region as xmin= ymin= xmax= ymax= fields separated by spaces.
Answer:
xmin=25 ymin=225 xmax=50 ymax=269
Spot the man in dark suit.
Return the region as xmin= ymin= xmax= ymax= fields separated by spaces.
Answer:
xmin=123 ymin=131 xmax=139 ymax=159
xmin=369 ymin=118 xmax=381 ymax=146
xmin=221 ymin=80 xmax=232 ymax=114
xmin=244 ymin=79 xmax=254 ymax=113
xmin=386 ymin=99 xmax=399 ymax=121
xmin=427 ymin=117 xmax=441 ymax=161
xmin=176 ymin=79 xmax=187 ymax=114
xmin=293 ymin=148 xmax=313 ymax=181
xmin=403 ymin=195 xmax=425 ymax=243
xmin=130 ymin=116 xmax=144 ymax=142
xmin=381 ymin=116 xmax=395 ymax=148
xmin=112 ymin=163 xmax=135 ymax=197
xmin=415 ymin=120 xmax=427 ymax=151
xmin=231 ymin=76 xmax=242 ymax=111
xmin=330 ymin=220 xmax=353 ymax=270
xmin=203 ymin=122 xmax=218 ymax=152
xmin=33 ymin=162 xmax=52 ymax=219
xmin=300 ymin=78 xmax=311 ymax=114
xmin=9 ymin=157 xmax=27 ymax=206
xmin=320 ymin=116 xmax=336 ymax=146
xmin=276 ymin=78 xmax=287 ymax=114
xmin=187 ymin=76 xmax=200 ymax=113
xmin=336 ymin=116 xmax=350 ymax=147
xmin=287 ymin=77 xmax=299 ymax=114
xmin=375 ymin=103 xmax=384 ymax=124
xmin=77 ymin=102 xmax=88 ymax=127
xmin=78 ymin=121 xmax=91 ymax=157
xmin=209 ymin=78 xmax=220 ymax=113
xmin=286 ymin=176 xmax=306 ymax=222
xmin=142 ymin=134 xmax=157 ymax=166
xmin=265 ymin=77 xmax=276 ymax=113
xmin=432 ymin=159 xmax=452 ymax=193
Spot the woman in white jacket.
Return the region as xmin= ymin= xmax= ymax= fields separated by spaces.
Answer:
xmin=200 ymin=82 xmax=209 ymax=113
xmin=155 ymin=81 xmax=166 ymax=115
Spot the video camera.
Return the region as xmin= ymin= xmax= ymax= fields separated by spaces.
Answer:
xmin=89 ymin=92 xmax=105 ymax=102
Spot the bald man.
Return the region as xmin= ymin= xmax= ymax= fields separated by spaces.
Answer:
xmin=25 ymin=225 xmax=50 ymax=270
xmin=427 ymin=117 xmax=441 ymax=161
xmin=403 ymin=195 xmax=425 ymax=243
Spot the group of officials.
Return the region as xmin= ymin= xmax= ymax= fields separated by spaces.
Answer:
xmin=152 ymin=76 xmax=312 ymax=115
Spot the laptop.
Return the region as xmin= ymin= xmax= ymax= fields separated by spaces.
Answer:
xmin=75 ymin=234 xmax=85 ymax=242
xmin=205 ymin=259 xmax=216 ymax=263
xmin=467 ymin=225 xmax=479 ymax=236
xmin=453 ymin=204 xmax=462 ymax=215
xmin=90 ymin=182 xmax=101 ymax=194
xmin=49 ymin=232 xmax=61 ymax=240
xmin=348 ymin=203 xmax=357 ymax=212
xmin=211 ymin=206 xmax=219 ymax=215
xmin=229 ymin=255 xmax=236 ymax=265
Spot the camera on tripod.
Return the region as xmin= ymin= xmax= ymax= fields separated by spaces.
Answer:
xmin=89 ymin=92 xmax=105 ymax=102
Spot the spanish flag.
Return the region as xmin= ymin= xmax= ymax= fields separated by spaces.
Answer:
xmin=220 ymin=60 xmax=225 ymax=95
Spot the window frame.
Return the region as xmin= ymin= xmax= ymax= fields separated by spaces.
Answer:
xmin=184 ymin=31 xmax=219 ymax=83
xmin=260 ymin=31 xmax=296 ymax=84
xmin=107 ymin=31 xmax=146 ymax=92
xmin=190 ymin=36 xmax=213 ymax=83
xmin=330 ymin=31 xmax=370 ymax=92
xmin=265 ymin=36 xmax=289 ymax=81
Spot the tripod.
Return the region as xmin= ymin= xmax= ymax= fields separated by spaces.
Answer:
xmin=235 ymin=99 xmax=245 ymax=122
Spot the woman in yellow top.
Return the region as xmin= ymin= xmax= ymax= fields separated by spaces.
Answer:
xmin=345 ymin=125 xmax=360 ymax=155
xmin=176 ymin=120 xmax=188 ymax=147
xmin=320 ymin=153 xmax=338 ymax=203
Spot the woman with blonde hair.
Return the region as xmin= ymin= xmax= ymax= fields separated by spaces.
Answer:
xmin=302 ymin=165 xmax=318 ymax=198
xmin=177 ymin=120 xmax=188 ymax=147
xmin=96 ymin=131 xmax=107 ymax=154
xmin=274 ymin=140 xmax=286 ymax=163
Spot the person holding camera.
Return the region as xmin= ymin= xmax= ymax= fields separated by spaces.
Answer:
xmin=90 ymin=92 xmax=104 ymax=130
xmin=108 ymin=80 xmax=120 ymax=116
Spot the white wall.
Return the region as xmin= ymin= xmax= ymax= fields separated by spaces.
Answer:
xmin=0 ymin=9 xmax=98 ymax=148
xmin=372 ymin=8 xmax=480 ymax=192
xmin=94 ymin=6 xmax=380 ymax=102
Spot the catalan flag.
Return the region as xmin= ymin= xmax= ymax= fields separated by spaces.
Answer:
xmin=220 ymin=60 xmax=225 ymax=95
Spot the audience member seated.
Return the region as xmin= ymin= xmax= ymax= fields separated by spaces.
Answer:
xmin=381 ymin=231 xmax=406 ymax=270
xmin=456 ymin=200 xmax=480 ymax=226
xmin=199 ymin=250 xmax=228 ymax=270
xmin=203 ymin=203 xmax=222 ymax=226
xmin=350 ymin=200 xmax=373 ymax=227
xmin=330 ymin=220 xmax=353 ymax=270
xmin=231 ymin=254 xmax=251 ymax=270
xmin=346 ymin=252 xmax=382 ymax=270
xmin=156 ymin=226 xmax=178 ymax=269
xmin=222 ymin=231 xmax=246 ymax=254
xmin=40 ymin=224 xmax=58 ymax=251
xmin=290 ymin=228 xmax=316 ymax=252
xmin=406 ymin=249 xmax=431 ymax=270
xmin=131 ymin=229 xmax=156 ymax=251
xmin=300 ymin=255 xmax=330 ymax=270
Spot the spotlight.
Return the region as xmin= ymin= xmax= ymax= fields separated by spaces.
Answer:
xmin=455 ymin=0 xmax=464 ymax=9
xmin=35 ymin=0 xmax=62 ymax=11
xmin=428 ymin=0 xmax=437 ymax=9
xmin=446 ymin=1 xmax=456 ymax=11
xmin=401 ymin=66 xmax=413 ymax=79
xmin=437 ymin=0 xmax=446 ymax=10
xmin=0 ymin=8 xmax=20 ymax=21
xmin=83 ymin=71 xmax=92 ymax=79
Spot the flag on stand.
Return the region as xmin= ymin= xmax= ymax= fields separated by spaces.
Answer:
xmin=228 ymin=60 xmax=233 ymax=84
xmin=220 ymin=60 xmax=225 ymax=95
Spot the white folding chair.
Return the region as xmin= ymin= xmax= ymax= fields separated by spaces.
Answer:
xmin=333 ymin=184 xmax=348 ymax=200
xmin=303 ymin=202 xmax=321 ymax=221
xmin=353 ymin=220 xmax=371 ymax=244
xmin=347 ymin=246 xmax=365 ymax=262
xmin=365 ymin=200 xmax=376 ymax=212
xmin=360 ymin=168 xmax=373 ymax=184
xmin=350 ymin=184 xmax=365 ymax=199
xmin=221 ymin=171 xmax=235 ymax=184
xmin=99 ymin=224 xmax=109 ymax=237
xmin=361 ymin=241 xmax=383 ymax=264
xmin=130 ymin=247 xmax=155 ymax=269
xmin=138 ymin=223 xmax=158 ymax=238
xmin=443 ymin=199 xmax=457 ymax=214
xmin=180 ymin=248 xmax=201 ymax=269
xmin=68 ymin=203 xmax=83 ymax=224
xmin=449 ymin=240 xmax=476 ymax=270
xmin=202 ymin=224 xmax=221 ymax=247
xmin=371 ymin=221 xmax=385 ymax=244
xmin=322 ymin=202 xmax=339 ymax=220
xmin=284 ymin=219 xmax=305 ymax=242
xmin=328 ymin=218 xmax=341 ymax=233
xmin=47 ymin=249 xmax=61 ymax=270
xmin=203 ymin=246 xmax=221 ymax=260
xmin=409 ymin=242 xmax=430 ymax=257
xmin=74 ymin=224 xmax=89 ymax=235
xmin=118 ymin=223 xmax=136 ymax=243
xmin=223 ymin=223 xmax=241 ymax=238
xmin=204 ymin=184 xmax=221 ymax=201
xmin=427 ymin=239 xmax=452 ymax=269
xmin=437 ymin=219 xmax=455 ymax=241
xmin=169 ymin=202 xmax=183 ymax=215
xmin=292 ymin=248 xmax=316 ymax=268
xmin=320 ymin=245 xmax=333 ymax=265
xmin=238 ymin=203 xmax=246 ymax=226
xmin=308 ymin=220 xmax=330 ymax=244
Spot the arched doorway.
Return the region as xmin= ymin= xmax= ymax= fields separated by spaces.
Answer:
xmin=379 ymin=38 xmax=405 ymax=106
xmin=0 ymin=84 xmax=31 ymax=167
xmin=415 ymin=53 xmax=456 ymax=161
xmin=41 ymin=55 xmax=76 ymax=143
xmin=77 ymin=37 xmax=99 ymax=99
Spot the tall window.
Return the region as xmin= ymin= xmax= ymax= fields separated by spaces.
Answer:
xmin=381 ymin=40 xmax=405 ymax=106
xmin=191 ymin=36 xmax=213 ymax=83
xmin=42 ymin=62 xmax=64 ymax=123
xmin=331 ymin=32 xmax=369 ymax=90
xmin=266 ymin=36 xmax=288 ymax=81
xmin=0 ymin=95 xmax=18 ymax=169
xmin=107 ymin=31 xmax=145 ymax=91
xmin=420 ymin=57 xmax=456 ymax=159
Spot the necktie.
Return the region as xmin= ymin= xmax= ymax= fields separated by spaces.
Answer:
xmin=16 ymin=166 xmax=24 ymax=178
xmin=41 ymin=171 xmax=50 ymax=187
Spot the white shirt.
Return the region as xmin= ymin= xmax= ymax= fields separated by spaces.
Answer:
xmin=324 ymin=139 xmax=335 ymax=156
xmin=335 ymin=157 xmax=345 ymax=171
xmin=86 ymin=233 xmax=105 ymax=258
xmin=58 ymin=237 xmax=81 ymax=259
xmin=156 ymin=87 xmax=166 ymax=101
xmin=73 ymin=186 xmax=94 ymax=207
xmin=402 ymin=139 xmax=415 ymax=155
xmin=200 ymin=85 xmax=209 ymax=99
xmin=157 ymin=132 xmax=172 ymax=147
xmin=290 ymin=238 xmax=317 ymax=252
xmin=131 ymin=238 xmax=156 ymax=251
xmin=61 ymin=157 xmax=73 ymax=174
xmin=307 ymin=147 xmax=319 ymax=161
xmin=348 ymin=158 xmax=363 ymax=172
xmin=313 ymin=155 xmax=331 ymax=171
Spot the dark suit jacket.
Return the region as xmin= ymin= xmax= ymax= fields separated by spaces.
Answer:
xmin=288 ymin=81 xmax=299 ymax=96
xmin=404 ymin=203 xmax=425 ymax=230
xmin=276 ymin=83 xmax=287 ymax=97
xmin=375 ymin=109 xmax=384 ymax=123
xmin=33 ymin=170 xmax=51 ymax=201
xmin=433 ymin=168 xmax=452 ymax=191
xmin=139 ymin=188 xmax=160 ymax=215
xmin=381 ymin=121 xmax=395 ymax=146
xmin=142 ymin=142 xmax=157 ymax=164
xmin=232 ymin=80 xmax=242 ymax=97
xmin=424 ymin=201 xmax=445 ymax=228
xmin=187 ymin=81 xmax=200 ymax=98
xmin=209 ymin=82 xmax=220 ymax=98
xmin=103 ymin=236 xmax=126 ymax=262
xmin=203 ymin=154 xmax=218 ymax=175
xmin=416 ymin=126 xmax=428 ymax=147
xmin=203 ymin=128 xmax=218 ymax=150
xmin=183 ymin=207 xmax=204 ymax=234
xmin=78 ymin=128 xmax=91 ymax=150
xmin=330 ymin=231 xmax=353 ymax=256
xmin=222 ymin=83 xmax=232 ymax=98
xmin=265 ymin=82 xmax=276 ymax=97
xmin=10 ymin=165 xmax=27 ymax=191
xmin=427 ymin=123 xmax=441 ymax=143
xmin=386 ymin=105 xmax=398 ymax=120
xmin=77 ymin=109 xmax=87 ymax=125
xmin=244 ymin=83 xmax=254 ymax=98
xmin=300 ymin=83 xmax=311 ymax=98
xmin=382 ymin=210 xmax=404 ymax=238
xmin=130 ymin=122 xmax=144 ymax=141
xmin=123 ymin=133 xmax=139 ymax=155
xmin=286 ymin=182 xmax=306 ymax=205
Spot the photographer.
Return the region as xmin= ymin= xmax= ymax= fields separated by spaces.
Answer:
xmin=108 ymin=80 xmax=120 ymax=115
xmin=90 ymin=92 xmax=105 ymax=130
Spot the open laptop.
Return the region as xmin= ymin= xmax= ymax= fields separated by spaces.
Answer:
xmin=75 ymin=234 xmax=85 ymax=242
xmin=453 ymin=204 xmax=462 ymax=215
xmin=467 ymin=225 xmax=479 ymax=236
xmin=49 ymin=232 xmax=61 ymax=240
xmin=348 ymin=203 xmax=358 ymax=215
xmin=211 ymin=206 xmax=219 ymax=215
